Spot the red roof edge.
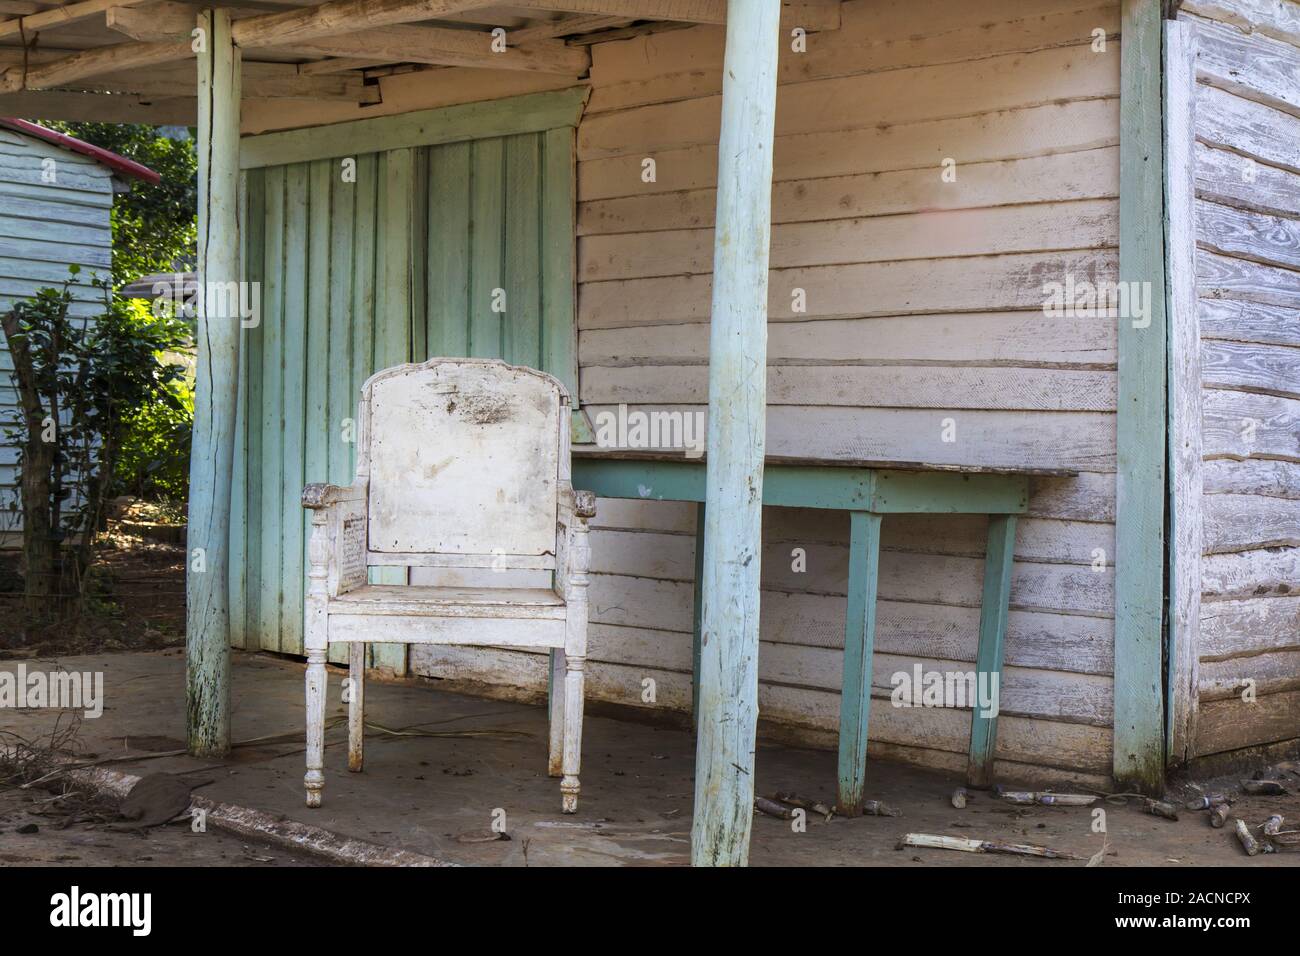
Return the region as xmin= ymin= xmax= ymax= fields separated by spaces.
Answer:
xmin=0 ymin=118 xmax=162 ymax=185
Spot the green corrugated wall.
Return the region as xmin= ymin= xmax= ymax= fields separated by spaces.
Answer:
xmin=232 ymin=128 xmax=576 ymax=670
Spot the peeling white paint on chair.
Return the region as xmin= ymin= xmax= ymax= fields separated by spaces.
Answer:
xmin=301 ymin=358 xmax=595 ymax=813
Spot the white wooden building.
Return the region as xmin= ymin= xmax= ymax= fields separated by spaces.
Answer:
xmin=0 ymin=118 xmax=158 ymax=543
xmin=0 ymin=0 xmax=1296 ymax=863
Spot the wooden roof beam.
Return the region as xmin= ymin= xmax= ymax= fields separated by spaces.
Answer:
xmin=0 ymin=37 xmax=192 ymax=93
xmin=297 ymin=56 xmax=393 ymax=74
xmin=0 ymin=0 xmax=151 ymax=39
xmin=0 ymin=88 xmax=196 ymax=123
xmin=510 ymin=0 xmax=725 ymax=24
xmin=266 ymin=25 xmax=590 ymax=73
xmin=5 ymin=0 xmax=593 ymax=91
xmin=508 ymin=13 xmax=628 ymax=42
xmin=508 ymin=0 xmax=841 ymax=30
xmin=0 ymin=46 xmax=377 ymax=100
xmin=229 ymin=0 xmax=502 ymax=47
xmin=106 ymin=0 xmax=500 ymax=42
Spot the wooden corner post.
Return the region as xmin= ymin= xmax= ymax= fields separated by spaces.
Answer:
xmin=187 ymin=7 xmax=242 ymax=757
xmin=691 ymin=0 xmax=782 ymax=867
xmin=1115 ymin=0 xmax=1168 ymax=793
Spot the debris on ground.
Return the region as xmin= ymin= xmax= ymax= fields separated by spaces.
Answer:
xmin=0 ymin=720 xmax=119 ymax=830
xmin=951 ymin=787 xmax=968 ymax=809
xmin=995 ymin=787 xmax=1097 ymax=807
xmin=1241 ymin=779 xmax=1288 ymax=795
xmin=898 ymin=832 xmax=1083 ymax=861
xmin=1185 ymin=792 xmax=1231 ymax=810
xmin=754 ymin=796 xmax=795 ymax=820
xmin=771 ymin=791 xmax=835 ymax=821
xmin=1235 ymin=818 xmax=1271 ymax=856
xmin=1143 ymin=798 xmax=1180 ymax=821
xmin=859 ymin=800 xmax=900 ymax=817
xmin=1210 ymin=804 xmax=1232 ymax=828
xmin=111 ymin=773 xmax=204 ymax=830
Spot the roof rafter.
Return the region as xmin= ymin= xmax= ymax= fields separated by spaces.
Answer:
xmin=228 ymin=0 xmax=500 ymax=47
xmin=0 ymin=0 xmax=151 ymax=39
xmin=510 ymin=0 xmax=724 ymax=23
xmin=3 ymin=0 xmax=594 ymax=92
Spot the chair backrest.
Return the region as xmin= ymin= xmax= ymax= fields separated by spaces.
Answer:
xmin=359 ymin=359 xmax=569 ymax=563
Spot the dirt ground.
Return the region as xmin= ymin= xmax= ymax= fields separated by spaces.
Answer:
xmin=2 ymin=647 xmax=1298 ymax=867
xmin=0 ymin=785 xmax=322 ymax=866
xmin=0 ymin=519 xmax=186 ymax=657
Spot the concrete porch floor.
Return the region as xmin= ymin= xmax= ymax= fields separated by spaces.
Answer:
xmin=2 ymin=649 xmax=1296 ymax=867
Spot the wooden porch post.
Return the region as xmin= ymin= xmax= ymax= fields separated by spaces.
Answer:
xmin=1114 ymin=0 xmax=1167 ymax=793
xmin=187 ymin=7 xmax=241 ymax=757
xmin=691 ymin=0 xmax=781 ymax=867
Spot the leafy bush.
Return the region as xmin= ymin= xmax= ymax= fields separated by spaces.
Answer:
xmin=40 ymin=124 xmax=199 ymax=507
xmin=1 ymin=270 xmax=191 ymax=620
xmin=113 ymin=361 xmax=194 ymax=502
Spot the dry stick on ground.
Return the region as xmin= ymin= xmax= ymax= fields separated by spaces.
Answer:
xmin=899 ymin=832 xmax=1084 ymax=861
xmin=997 ymin=789 xmax=1098 ymax=807
xmin=754 ymin=796 xmax=795 ymax=820
xmin=1242 ymin=780 xmax=1288 ymax=795
xmin=1235 ymin=818 xmax=1271 ymax=856
xmin=772 ymin=791 xmax=835 ymax=821
xmin=0 ymin=718 xmax=119 ymax=827
xmin=1143 ymin=798 xmax=1180 ymax=821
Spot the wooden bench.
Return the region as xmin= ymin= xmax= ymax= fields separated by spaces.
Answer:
xmin=570 ymin=449 xmax=1076 ymax=814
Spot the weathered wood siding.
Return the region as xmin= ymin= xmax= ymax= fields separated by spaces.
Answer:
xmin=0 ymin=128 xmax=115 ymax=543
xmin=236 ymin=128 xmax=578 ymax=671
xmin=412 ymin=0 xmax=1125 ymax=788
xmin=1177 ymin=0 xmax=1300 ymax=761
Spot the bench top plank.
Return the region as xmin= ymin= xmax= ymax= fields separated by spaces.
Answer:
xmin=571 ymin=446 xmax=1079 ymax=478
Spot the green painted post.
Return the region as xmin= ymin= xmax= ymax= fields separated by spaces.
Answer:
xmin=967 ymin=514 xmax=1017 ymax=788
xmin=187 ymin=7 xmax=241 ymax=757
xmin=836 ymin=511 xmax=883 ymax=815
xmin=691 ymin=0 xmax=782 ymax=868
xmin=1115 ymin=0 xmax=1167 ymax=794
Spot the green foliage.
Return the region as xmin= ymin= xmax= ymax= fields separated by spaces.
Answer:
xmin=34 ymin=123 xmax=198 ymax=508
xmin=1 ymin=270 xmax=191 ymax=616
xmin=45 ymin=122 xmax=198 ymax=286
xmin=113 ymin=345 xmax=194 ymax=501
xmin=91 ymin=293 xmax=194 ymax=503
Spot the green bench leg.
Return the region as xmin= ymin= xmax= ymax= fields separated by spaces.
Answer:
xmin=968 ymin=513 xmax=1017 ymax=788
xmin=837 ymin=511 xmax=883 ymax=816
xmin=692 ymin=501 xmax=705 ymax=732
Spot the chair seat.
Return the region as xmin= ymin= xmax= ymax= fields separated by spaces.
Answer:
xmin=329 ymin=584 xmax=567 ymax=619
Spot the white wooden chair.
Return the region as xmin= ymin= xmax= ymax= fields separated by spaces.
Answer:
xmin=300 ymin=358 xmax=595 ymax=813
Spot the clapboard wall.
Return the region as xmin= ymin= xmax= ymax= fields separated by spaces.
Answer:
xmin=406 ymin=0 xmax=1126 ymax=789
xmin=0 ymin=127 xmax=116 ymax=545
xmin=1176 ymin=0 xmax=1300 ymax=762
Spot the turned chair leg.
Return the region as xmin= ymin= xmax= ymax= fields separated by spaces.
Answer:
xmin=348 ymin=642 xmax=366 ymax=773
xmin=561 ymin=655 xmax=585 ymax=813
xmin=305 ymin=648 xmax=327 ymax=807
xmin=547 ymin=649 xmax=565 ymax=777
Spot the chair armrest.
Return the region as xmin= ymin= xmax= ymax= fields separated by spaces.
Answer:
xmin=304 ymin=484 xmax=369 ymax=598
xmin=557 ymin=485 xmax=597 ymax=526
xmin=302 ymin=483 xmax=365 ymax=510
xmin=556 ymin=487 xmax=595 ymax=600
xmin=573 ymin=489 xmax=597 ymax=520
